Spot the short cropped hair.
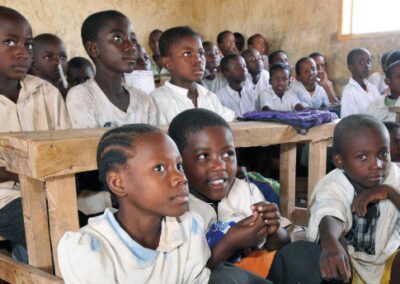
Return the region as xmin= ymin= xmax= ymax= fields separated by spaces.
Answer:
xmin=217 ymin=30 xmax=233 ymax=45
xmin=309 ymin=52 xmax=323 ymax=59
xmin=33 ymin=33 xmax=63 ymax=49
xmin=383 ymin=121 xmax=400 ymax=133
xmin=247 ymin=33 xmax=263 ymax=47
xmin=347 ymin=48 xmax=370 ymax=65
xmin=333 ymin=114 xmax=386 ymax=155
xmin=168 ymin=109 xmax=231 ymax=153
xmin=149 ymin=29 xmax=162 ymax=39
xmin=0 ymin=6 xmax=27 ymax=22
xmin=202 ymin=41 xmax=213 ymax=50
xmin=220 ymin=54 xmax=241 ymax=73
xmin=295 ymin=57 xmax=313 ymax=75
xmin=67 ymin=57 xmax=94 ymax=71
xmin=159 ymin=26 xmax=199 ymax=57
xmin=81 ymin=10 xmax=126 ymax=45
xmin=269 ymin=50 xmax=287 ymax=64
xmin=269 ymin=63 xmax=291 ymax=78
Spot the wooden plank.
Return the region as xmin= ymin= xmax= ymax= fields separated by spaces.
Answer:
xmin=0 ymin=254 xmax=63 ymax=284
xmin=19 ymin=175 xmax=53 ymax=273
xmin=308 ymin=140 xmax=328 ymax=204
xmin=279 ymin=143 xmax=297 ymax=218
xmin=46 ymin=174 xmax=79 ymax=277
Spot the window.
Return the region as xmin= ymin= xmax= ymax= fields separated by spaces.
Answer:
xmin=340 ymin=0 xmax=400 ymax=39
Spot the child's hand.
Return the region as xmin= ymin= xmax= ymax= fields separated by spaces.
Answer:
xmin=226 ymin=213 xmax=268 ymax=250
xmin=351 ymin=185 xmax=393 ymax=217
xmin=319 ymin=237 xmax=351 ymax=283
xmin=251 ymin=202 xmax=280 ymax=235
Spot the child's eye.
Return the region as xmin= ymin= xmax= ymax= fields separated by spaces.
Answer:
xmin=154 ymin=164 xmax=166 ymax=172
xmin=197 ymin=153 xmax=208 ymax=160
xmin=379 ymin=151 xmax=389 ymax=158
xmin=59 ymin=54 xmax=67 ymax=61
xmin=356 ymin=154 xmax=367 ymax=161
xmin=25 ymin=42 xmax=33 ymax=50
xmin=183 ymin=51 xmax=191 ymax=57
xmin=4 ymin=39 xmax=16 ymax=46
xmin=113 ymin=36 xmax=123 ymax=44
xmin=199 ymin=51 xmax=205 ymax=57
xmin=177 ymin=163 xmax=184 ymax=172
xmin=44 ymin=55 xmax=53 ymax=60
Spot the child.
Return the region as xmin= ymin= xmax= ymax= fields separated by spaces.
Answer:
xmin=58 ymin=124 xmax=211 ymax=283
xmin=234 ymin=32 xmax=245 ymax=52
xmin=168 ymin=108 xmax=290 ymax=279
xmin=290 ymin=57 xmax=339 ymax=109
xmin=309 ymin=52 xmax=338 ymax=101
xmin=66 ymin=57 xmax=94 ymax=88
xmin=369 ymin=51 xmax=390 ymax=95
xmin=259 ymin=63 xmax=304 ymax=111
xmin=66 ymin=10 xmax=156 ymax=128
xmin=217 ymin=30 xmax=238 ymax=56
xmin=29 ymin=33 xmax=69 ymax=98
xmin=242 ymin=48 xmax=270 ymax=94
xmin=269 ymin=115 xmax=400 ymax=284
xmin=341 ymin=48 xmax=380 ymax=118
xmin=148 ymin=29 xmax=163 ymax=72
xmin=366 ymin=60 xmax=400 ymax=121
xmin=202 ymin=41 xmax=221 ymax=80
xmin=217 ymin=54 xmax=259 ymax=117
xmin=134 ymin=43 xmax=152 ymax=71
xmin=384 ymin=121 xmax=400 ymax=163
xmin=150 ymin=26 xmax=235 ymax=125
xmin=247 ymin=33 xmax=269 ymax=70
xmin=0 ymin=6 xmax=70 ymax=259
xmin=269 ymin=50 xmax=289 ymax=66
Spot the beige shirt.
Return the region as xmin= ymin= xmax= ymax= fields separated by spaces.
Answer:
xmin=0 ymin=75 xmax=71 ymax=209
xmin=66 ymin=79 xmax=157 ymax=128
xmin=150 ymin=81 xmax=235 ymax=125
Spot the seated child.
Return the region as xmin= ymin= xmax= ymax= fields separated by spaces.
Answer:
xmin=242 ymin=48 xmax=270 ymax=94
xmin=247 ymin=33 xmax=269 ymax=70
xmin=269 ymin=115 xmax=400 ymax=284
xmin=148 ymin=29 xmax=170 ymax=86
xmin=341 ymin=48 xmax=380 ymax=118
xmin=66 ymin=57 xmax=94 ymax=88
xmin=202 ymin=41 xmax=221 ymax=80
xmin=234 ymin=32 xmax=245 ymax=52
xmin=259 ymin=63 xmax=304 ymax=111
xmin=369 ymin=51 xmax=390 ymax=95
xmin=66 ymin=10 xmax=156 ymax=128
xmin=290 ymin=57 xmax=339 ymax=109
xmin=217 ymin=30 xmax=238 ymax=56
xmin=134 ymin=43 xmax=152 ymax=71
xmin=366 ymin=60 xmax=400 ymax=121
xmin=150 ymin=26 xmax=235 ymax=125
xmin=168 ymin=108 xmax=291 ymax=279
xmin=217 ymin=54 xmax=260 ymax=117
xmin=0 ymin=6 xmax=70 ymax=259
xmin=269 ymin=50 xmax=289 ymax=66
xmin=58 ymin=124 xmax=211 ymax=283
xmin=384 ymin=121 xmax=400 ymax=163
xmin=29 ymin=33 xmax=69 ymax=98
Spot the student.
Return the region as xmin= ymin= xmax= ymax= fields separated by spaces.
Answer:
xmin=150 ymin=26 xmax=235 ymax=125
xmin=0 ymin=6 xmax=70 ymax=259
xmin=309 ymin=52 xmax=338 ymax=102
xmin=148 ymin=29 xmax=163 ymax=72
xmin=242 ymin=48 xmax=270 ymax=94
xmin=202 ymin=41 xmax=221 ymax=80
xmin=66 ymin=10 xmax=156 ymax=128
xmin=290 ymin=57 xmax=339 ymax=109
xmin=383 ymin=121 xmax=400 ymax=163
xmin=217 ymin=30 xmax=238 ymax=56
xmin=369 ymin=51 xmax=390 ymax=95
xmin=366 ymin=60 xmax=400 ymax=121
xmin=29 ymin=33 xmax=69 ymax=98
xmin=269 ymin=50 xmax=289 ymax=66
xmin=66 ymin=57 xmax=95 ymax=88
xmin=269 ymin=115 xmax=400 ymax=284
xmin=259 ymin=63 xmax=304 ymax=111
xmin=247 ymin=33 xmax=269 ymax=70
xmin=341 ymin=48 xmax=380 ymax=118
xmin=58 ymin=124 xmax=212 ymax=283
xmin=234 ymin=32 xmax=245 ymax=52
xmin=168 ymin=108 xmax=290 ymax=279
xmin=134 ymin=43 xmax=152 ymax=71
xmin=216 ymin=54 xmax=259 ymax=117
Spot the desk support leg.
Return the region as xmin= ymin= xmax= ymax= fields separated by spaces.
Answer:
xmin=279 ymin=143 xmax=296 ymax=219
xmin=308 ymin=140 xmax=328 ymax=205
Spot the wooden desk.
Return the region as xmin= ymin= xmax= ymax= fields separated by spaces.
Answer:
xmin=0 ymin=121 xmax=336 ymax=276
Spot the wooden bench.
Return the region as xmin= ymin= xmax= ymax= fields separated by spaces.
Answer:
xmin=0 ymin=121 xmax=336 ymax=276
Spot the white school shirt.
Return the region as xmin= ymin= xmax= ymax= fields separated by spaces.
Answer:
xmin=150 ymin=81 xmax=235 ymax=125
xmin=307 ymin=165 xmax=400 ymax=284
xmin=365 ymin=95 xmax=400 ymax=121
xmin=58 ymin=208 xmax=211 ymax=284
xmin=259 ymin=85 xmax=301 ymax=111
xmin=201 ymin=72 xmax=228 ymax=94
xmin=245 ymin=69 xmax=270 ymax=95
xmin=66 ymin=79 xmax=156 ymax=128
xmin=368 ymin=72 xmax=389 ymax=95
xmin=216 ymin=84 xmax=259 ymax=117
xmin=0 ymin=75 xmax=71 ymax=209
xmin=340 ymin=78 xmax=380 ymax=118
xmin=289 ymin=80 xmax=329 ymax=109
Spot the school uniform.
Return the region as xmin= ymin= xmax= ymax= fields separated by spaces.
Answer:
xmin=66 ymin=79 xmax=157 ymax=128
xmin=365 ymin=95 xmax=400 ymax=121
xmin=340 ymin=78 xmax=380 ymax=118
xmin=202 ymin=72 xmax=228 ymax=94
xmin=245 ymin=69 xmax=270 ymax=95
xmin=368 ymin=72 xmax=389 ymax=95
xmin=261 ymin=55 xmax=269 ymax=71
xmin=150 ymin=81 xmax=235 ymax=125
xmin=259 ymin=85 xmax=301 ymax=111
xmin=307 ymin=165 xmax=400 ymax=284
xmin=58 ymin=208 xmax=211 ymax=284
xmin=289 ymin=80 xmax=329 ymax=109
xmin=216 ymin=84 xmax=259 ymax=117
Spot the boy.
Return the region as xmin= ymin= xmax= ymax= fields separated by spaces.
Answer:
xmin=150 ymin=26 xmax=235 ymax=125
xmin=259 ymin=63 xmax=304 ymax=111
xmin=366 ymin=60 xmax=400 ymax=121
xmin=341 ymin=48 xmax=380 ymax=117
xmin=66 ymin=56 xmax=94 ymax=88
xmin=234 ymin=32 xmax=245 ymax=52
xmin=369 ymin=51 xmax=390 ymax=95
xmin=29 ymin=33 xmax=69 ymax=98
xmin=134 ymin=43 xmax=152 ymax=71
xmin=217 ymin=54 xmax=259 ymax=117
xmin=148 ymin=29 xmax=170 ymax=85
xmin=242 ymin=48 xmax=270 ymax=94
xmin=248 ymin=33 xmax=269 ymax=70
xmin=0 ymin=6 xmax=70 ymax=259
xmin=269 ymin=50 xmax=289 ymax=66
xmin=309 ymin=52 xmax=338 ymax=101
xmin=168 ymin=108 xmax=290 ymax=279
xmin=384 ymin=121 xmax=400 ymax=163
xmin=66 ymin=10 xmax=156 ymax=128
xmin=217 ymin=30 xmax=238 ymax=56
xmin=202 ymin=41 xmax=221 ymax=80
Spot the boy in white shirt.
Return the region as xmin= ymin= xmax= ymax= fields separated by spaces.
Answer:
xmin=216 ymin=30 xmax=238 ymax=56
xmin=247 ymin=33 xmax=269 ymax=71
xmin=242 ymin=48 xmax=270 ymax=94
xmin=150 ymin=26 xmax=235 ymax=125
xmin=368 ymin=51 xmax=390 ymax=95
xmin=341 ymin=48 xmax=380 ymax=118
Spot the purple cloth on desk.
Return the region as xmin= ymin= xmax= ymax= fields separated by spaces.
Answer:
xmin=241 ymin=110 xmax=337 ymax=134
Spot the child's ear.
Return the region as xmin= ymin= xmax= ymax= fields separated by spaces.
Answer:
xmin=384 ymin=77 xmax=390 ymax=86
xmin=106 ymin=170 xmax=127 ymax=197
xmin=161 ymin=56 xmax=172 ymax=71
xmin=86 ymin=41 xmax=99 ymax=58
xmin=333 ymin=152 xmax=344 ymax=169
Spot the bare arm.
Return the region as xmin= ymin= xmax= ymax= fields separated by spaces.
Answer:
xmin=318 ymin=71 xmax=339 ymax=104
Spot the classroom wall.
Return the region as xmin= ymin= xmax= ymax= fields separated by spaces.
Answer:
xmin=3 ymin=0 xmax=400 ymax=94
